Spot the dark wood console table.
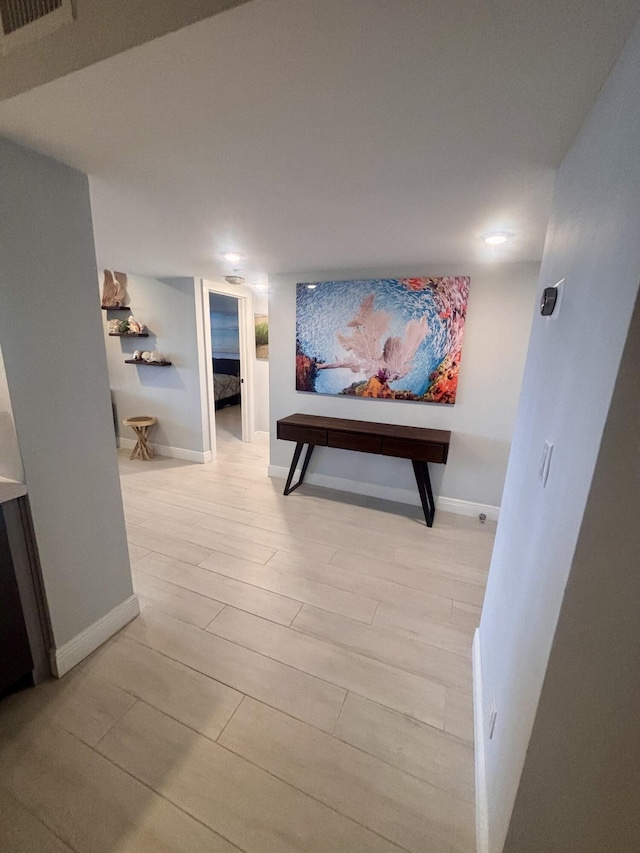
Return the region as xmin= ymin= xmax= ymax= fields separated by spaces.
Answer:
xmin=276 ymin=413 xmax=451 ymax=527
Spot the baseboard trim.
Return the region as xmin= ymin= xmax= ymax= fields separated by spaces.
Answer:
xmin=119 ymin=437 xmax=209 ymax=464
xmin=267 ymin=465 xmax=499 ymax=520
xmin=473 ymin=629 xmax=489 ymax=853
xmin=50 ymin=594 xmax=140 ymax=677
xmin=438 ymin=496 xmax=499 ymax=522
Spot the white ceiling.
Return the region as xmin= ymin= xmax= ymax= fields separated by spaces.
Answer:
xmin=0 ymin=0 xmax=638 ymax=284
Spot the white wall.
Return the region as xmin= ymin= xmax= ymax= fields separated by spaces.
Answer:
xmin=0 ymin=137 xmax=133 ymax=649
xmin=504 ymin=290 xmax=640 ymax=851
xmin=269 ymin=264 xmax=538 ymax=512
xmin=479 ymin=20 xmax=640 ymax=852
xmin=0 ymin=344 xmax=25 ymax=484
xmin=103 ymin=275 xmax=207 ymax=459
xmin=253 ymin=290 xmax=270 ymax=434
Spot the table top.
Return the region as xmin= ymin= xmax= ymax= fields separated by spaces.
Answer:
xmin=277 ymin=413 xmax=451 ymax=445
xmin=123 ymin=416 xmax=157 ymax=427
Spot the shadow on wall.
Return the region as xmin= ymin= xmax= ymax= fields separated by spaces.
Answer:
xmin=124 ymin=364 xmax=186 ymax=390
xmin=447 ymin=433 xmax=513 ymax=506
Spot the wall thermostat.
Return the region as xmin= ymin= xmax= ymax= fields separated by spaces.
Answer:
xmin=540 ymin=286 xmax=558 ymax=316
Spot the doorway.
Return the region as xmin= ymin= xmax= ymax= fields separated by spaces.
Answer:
xmin=209 ymin=292 xmax=242 ymax=444
xmin=198 ymin=279 xmax=255 ymax=461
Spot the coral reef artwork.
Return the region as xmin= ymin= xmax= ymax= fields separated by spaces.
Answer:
xmin=296 ymin=277 xmax=470 ymax=405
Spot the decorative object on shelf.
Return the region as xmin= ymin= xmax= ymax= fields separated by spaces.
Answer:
xmin=107 ymin=316 xmax=148 ymax=336
xmin=295 ymin=276 xmax=470 ymax=405
xmin=101 ymin=269 xmax=129 ymax=309
xmin=124 ymin=349 xmax=172 ymax=366
xmin=122 ymin=416 xmax=157 ymax=461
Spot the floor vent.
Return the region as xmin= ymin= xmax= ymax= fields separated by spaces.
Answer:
xmin=0 ymin=0 xmax=73 ymax=54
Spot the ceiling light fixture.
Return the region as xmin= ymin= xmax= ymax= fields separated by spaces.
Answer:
xmin=482 ymin=231 xmax=512 ymax=246
xmin=222 ymin=252 xmax=244 ymax=263
xmin=307 ymin=284 xmax=317 ymax=289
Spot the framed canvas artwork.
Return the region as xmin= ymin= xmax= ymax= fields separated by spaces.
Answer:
xmin=255 ymin=313 xmax=269 ymax=360
xmin=296 ymin=277 xmax=470 ymax=404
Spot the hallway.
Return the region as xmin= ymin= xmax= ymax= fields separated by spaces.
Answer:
xmin=0 ymin=430 xmax=493 ymax=852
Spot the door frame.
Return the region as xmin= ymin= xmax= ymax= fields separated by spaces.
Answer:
xmin=197 ymin=278 xmax=255 ymax=460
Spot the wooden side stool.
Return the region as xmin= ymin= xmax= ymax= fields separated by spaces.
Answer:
xmin=122 ymin=416 xmax=157 ymax=461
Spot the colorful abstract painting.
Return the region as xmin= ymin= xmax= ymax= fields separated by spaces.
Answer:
xmin=296 ymin=277 xmax=470 ymax=404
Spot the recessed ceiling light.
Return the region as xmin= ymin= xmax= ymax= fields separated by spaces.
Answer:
xmin=307 ymin=284 xmax=317 ymax=289
xmin=482 ymin=231 xmax=512 ymax=246
xmin=222 ymin=252 xmax=244 ymax=263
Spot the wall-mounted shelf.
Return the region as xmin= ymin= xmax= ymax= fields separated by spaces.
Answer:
xmin=124 ymin=359 xmax=172 ymax=367
xmin=109 ymin=332 xmax=149 ymax=337
xmin=101 ymin=306 xmax=131 ymax=311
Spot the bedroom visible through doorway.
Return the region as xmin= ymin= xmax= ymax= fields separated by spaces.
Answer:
xmin=210 ymin=292 xmax=242 ymax=443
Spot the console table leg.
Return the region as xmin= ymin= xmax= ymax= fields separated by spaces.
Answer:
xmin=298 ymin=443 xmax=315 ymax=486
xmin=412 ymin=460 xmax=435 ymax=527
xmin=283 ymin=444 xmax=315 ymax=495
xmin=422 ymin=461 xmax=436 ymax=519
xmin=284 ymin=443 xmax=304 ymax=494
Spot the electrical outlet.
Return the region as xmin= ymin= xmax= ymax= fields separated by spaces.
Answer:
xmin=538 ymin=441 xmax=553 ymax=486
xmin=488 ymin=697 xmax=497 ymax=740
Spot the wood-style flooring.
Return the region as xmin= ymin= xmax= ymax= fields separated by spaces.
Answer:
xmin=0 ymin=407 xmax=494 ymax=852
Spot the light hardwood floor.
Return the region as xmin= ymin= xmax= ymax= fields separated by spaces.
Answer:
xmin=0 ymin=406 xmax=494 ymax=852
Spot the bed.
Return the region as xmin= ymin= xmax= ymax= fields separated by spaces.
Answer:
xmin=213 ymin=358 xmax=241 ymax=410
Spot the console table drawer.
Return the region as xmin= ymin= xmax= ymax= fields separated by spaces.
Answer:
xmin=381 ymin=437 xmax=447 ymax=463
xmin=328 ymin=431 xmax=381 ymax=454
xmin=277 ymin=423 xmax=327 ymax=445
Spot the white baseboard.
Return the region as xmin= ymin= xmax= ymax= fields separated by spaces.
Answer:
xmin=473 ymin=629 xmax=489 ymax=853
xmin=267 ymin=465 xmax=499 ymax=521
xmin=438 ymin=496 xmax=499 ymax=522
xmin=119 ymin=437 xmax=210 ymax=464
xmin=51 ymin=594 xmax=140 ymax=677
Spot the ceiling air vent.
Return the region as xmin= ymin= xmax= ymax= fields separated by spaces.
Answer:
xmin=0 ymin=0 xmax=74 ymax=54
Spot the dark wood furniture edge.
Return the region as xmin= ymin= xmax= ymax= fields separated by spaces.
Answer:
xmin=124 ymin=360 xmax=172 ymax=366
xmin=276 ymin=414 xmax=450 ymax=528
xmin=277 ymin=413 xmax=451 ymax=444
